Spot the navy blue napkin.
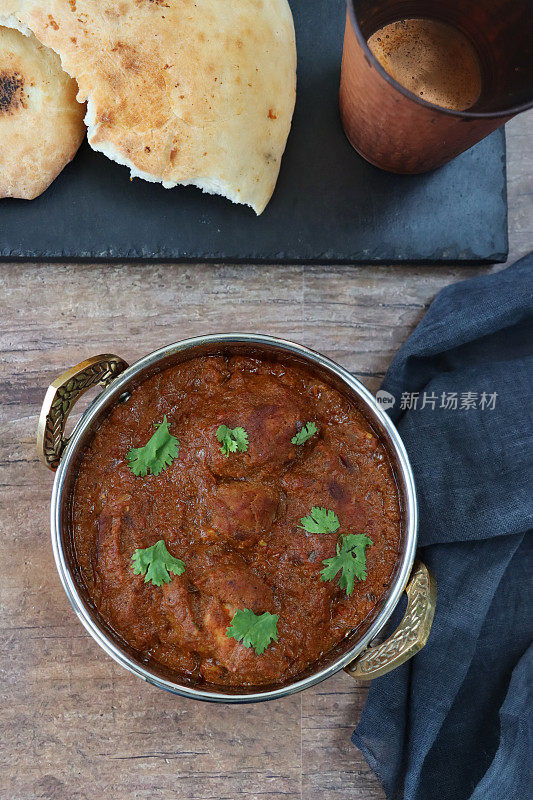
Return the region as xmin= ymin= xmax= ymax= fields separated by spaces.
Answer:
xmin=353 ymin=255 xmax=533 ymax=800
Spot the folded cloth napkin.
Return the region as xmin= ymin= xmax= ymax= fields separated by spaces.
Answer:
xmin=353 ymin=255 xmax=533 ymax=800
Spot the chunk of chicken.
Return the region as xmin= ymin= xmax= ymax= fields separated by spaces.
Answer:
xmin=209 ymin=482 xmax=280 ymax=548
xmin=200 ymin=597 xmax=288 ymax=685
xmin=191 ymin=548 xmax=273 ymax=614
xmin=206 ymin=374 xmax=307 ymax=479
xmin=95 ymin=493 xmax=163 ymax=650
xmin=161 ymin=578 xmax=204 ymax=651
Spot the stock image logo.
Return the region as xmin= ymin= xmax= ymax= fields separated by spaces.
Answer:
xmin=375 ymin=390 xmax=498 ymax=412
xmin=376 ymin=390 xmax=396 ymax=410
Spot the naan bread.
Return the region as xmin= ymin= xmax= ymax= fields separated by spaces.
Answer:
xmin=0 ymin=19 xmax=85 ymax=199
xmin=10 ymin=0 xmax=297 ymax=213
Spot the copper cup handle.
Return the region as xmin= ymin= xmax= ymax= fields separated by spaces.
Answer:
xmin=345 ymin=560 xmax=437 ymax=680
xmin=37 ymin=354 xmax=129 ymax=471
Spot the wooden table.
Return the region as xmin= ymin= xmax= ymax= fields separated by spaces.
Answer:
xmin=1 ymin=111 xmax=531 ymax=800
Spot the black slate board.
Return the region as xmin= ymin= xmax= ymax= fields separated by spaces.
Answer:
xmin=0 ymin=1 xmax=508 ymax=263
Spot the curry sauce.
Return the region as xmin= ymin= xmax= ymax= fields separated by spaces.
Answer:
xmin=72 ymin=355 xmax=401 ymax=686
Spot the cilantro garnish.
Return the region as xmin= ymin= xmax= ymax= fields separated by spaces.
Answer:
xmin=291 ymin=421 xmax=318 ymax=445
xmin=320 ymin=534 xmax=373 ymax=595
xmin=131 ymin=540 xmax=185 ymax=587
xmin=225 ymin=609 xmax=279 ymax=655
xmin=216 ymin=424 xmax=249 ymax=457
xmin=298 ymin=507 xmax=340 ymax=534
xmin=126 ymin=416 xmax=179 ymax=477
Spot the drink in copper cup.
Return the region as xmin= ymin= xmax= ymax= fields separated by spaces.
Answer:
xmin=340 ymin=0 xmax=533 ymax=173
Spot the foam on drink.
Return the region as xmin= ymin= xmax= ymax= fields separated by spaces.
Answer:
xmin=368 ymin=18 xmax=483 ymax=111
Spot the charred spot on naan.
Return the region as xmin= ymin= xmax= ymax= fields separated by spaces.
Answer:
xmin=0 ymin=69 xmax=25 ymax=114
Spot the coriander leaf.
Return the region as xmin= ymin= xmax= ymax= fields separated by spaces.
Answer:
xmin=226 ymin=609 xmax=279 ymax=655
xmin=291 ymin=421 xmax=318 ymax=445
xmin=298 ymin=506 xmax=340 ymax=534
xmin=131 ymin=539 xmax=185 ymax=587
xmin=216 ymin=424 xmax=249 ymax=457
xmin=320 ymin=534 xmax=373 ymax=595
xmin=126 ymin=416 xmax=179 ymax=477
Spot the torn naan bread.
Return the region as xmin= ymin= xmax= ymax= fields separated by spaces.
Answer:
xmin=9 ymin=0 xmax=297 ymax=213
xmin=0 ymin=18 xmax=85 ymax=199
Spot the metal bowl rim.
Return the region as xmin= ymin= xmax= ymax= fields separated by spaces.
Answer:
xmin=50 ymin=333 xmax=418 ymax=703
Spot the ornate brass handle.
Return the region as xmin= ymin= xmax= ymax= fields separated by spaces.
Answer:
xmin=37 ymin=354 xmax=129 ymax=471
xmin=345 ymin=560 xmax=436 ymax=680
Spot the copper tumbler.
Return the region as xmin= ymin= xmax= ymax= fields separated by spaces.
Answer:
xmin=340 ymin=0 xmax=533 ymax=173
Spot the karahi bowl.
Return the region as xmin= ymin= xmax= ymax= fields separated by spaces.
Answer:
xmin=37 ymin=333 xmax=436 ymax=703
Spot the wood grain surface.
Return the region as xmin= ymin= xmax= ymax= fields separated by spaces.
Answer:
xmin=1 ymin=111 xmax=531 ymax=800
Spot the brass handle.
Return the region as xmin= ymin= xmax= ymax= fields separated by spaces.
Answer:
xmin=37 ymin=354 xmax=129 ymax=471
xmin=345 ymin=560 xmax=436 ymax=680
